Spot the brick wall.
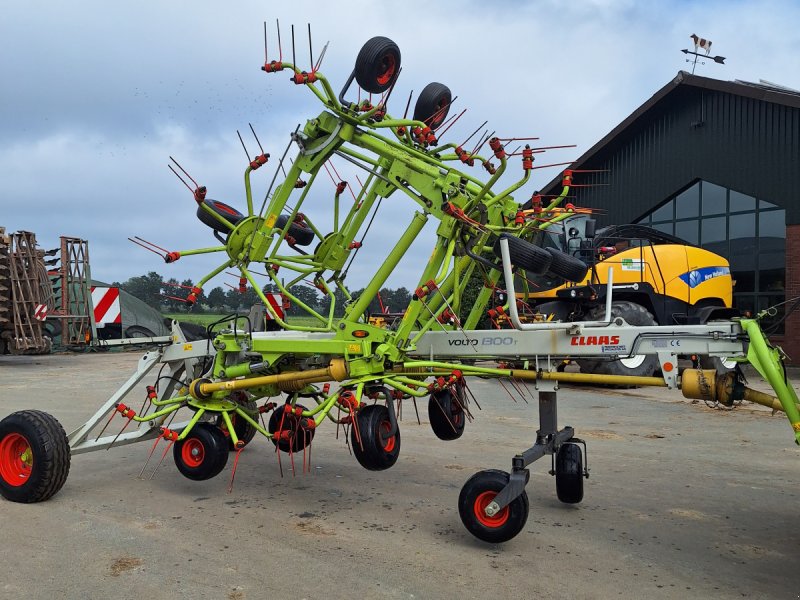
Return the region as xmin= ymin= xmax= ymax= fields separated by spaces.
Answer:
xmin=781 ymin=224 xmax=800 ymax=362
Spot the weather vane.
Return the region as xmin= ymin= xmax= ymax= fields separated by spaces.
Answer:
xmin=682 ymin=33 xmax=725 ymax=74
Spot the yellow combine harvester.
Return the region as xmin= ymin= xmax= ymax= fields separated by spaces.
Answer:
xmin=522 ymin=213 xmax=735 ymax=377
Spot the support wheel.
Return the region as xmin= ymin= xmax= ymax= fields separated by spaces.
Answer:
xmin=428 ymin=386 xmax=466 ymax=441
xmin=0 ymin=410 xmax=70 ymax=503
xmin=351 ymin=404 xmax=400 ymax=471
xmin=555 ymin=443 xmax=584 ymax=504
xmin=196 ymin=198 xmax=244 ymax=232
xmin=413 ymin=82 xmax=452 ymax=129
xmin=354 ymin=36 xmax=401 ymax=94
xmin=173 ymin=423 xmax=228 ymax=481
xmin=458 ymin=469 xmax=529 ymax=543
xmin=268 ymin=404 xmax=315 ymax=453
xmin=275 ymin=214 xmax=315 ymax=246
xmin=493 ymin=234 xmax=551 ymax=275
xmin=216 ymin=393 xmax=258 ymax=450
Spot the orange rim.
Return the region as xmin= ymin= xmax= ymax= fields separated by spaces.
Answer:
xmin=0 ymin=433 xmax=33 ymax=487
xmin=376 ymin=54 xmax=396 ymax=85
xmin=378 ymin=421 xmax=395 ymax=453
xmin=473 ymin=491 xmax=509 ymax=528
xmin=181 ymin=438 xmax=205 ymax=468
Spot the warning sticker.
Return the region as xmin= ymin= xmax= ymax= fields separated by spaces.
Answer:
xmin=620 ymin=259 xmax=644 ymax=272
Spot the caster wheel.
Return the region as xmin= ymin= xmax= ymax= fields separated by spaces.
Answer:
xmin=173 ymin=423 xmax=229 ymax=481
xmin=0 ymin=410 xmax=70 ymax=503
xmin=351 ymin=404 xmax=400 ymax=471
xmin=555 ymin=443 xmax=584 ymax=504
xmin=413 ymin=82 xmax=452 ymax=128
xmin=428 ymin=385 xmax=466 ymax=441
xmin=458 ymin=469 xmax=529 ymax=543
xmin=354 ymin=36 xmax=401 ymax=94
xmin=268 ymin=404 xmax=315 ymax=453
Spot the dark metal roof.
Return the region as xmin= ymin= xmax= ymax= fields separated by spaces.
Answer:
xmin=541 ymin=71 xmax=800 ymax=193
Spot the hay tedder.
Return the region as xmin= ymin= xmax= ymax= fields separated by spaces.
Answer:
xmin=2 ymin=28 xmax=798 ymax=544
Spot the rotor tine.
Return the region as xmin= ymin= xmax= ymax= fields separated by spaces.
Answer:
xmin=149 ymin=440 xmax=175 ymax=480
xmin=138 ymin=435 xmax=162 ymax=479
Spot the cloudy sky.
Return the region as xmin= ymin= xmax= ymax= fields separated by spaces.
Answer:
xmin=2 ymin=0 xmax=799 ymax=292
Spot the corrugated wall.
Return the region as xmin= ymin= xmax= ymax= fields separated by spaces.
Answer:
xmin=551 ymin=86 xmax=800 ymax=225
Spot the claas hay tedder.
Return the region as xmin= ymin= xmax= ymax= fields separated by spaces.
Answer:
xmin=1 ymin=25 xmax=798 ymax=544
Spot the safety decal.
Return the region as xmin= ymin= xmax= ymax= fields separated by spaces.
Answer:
xmin=679 ymin=266 xmax=730 ymax=288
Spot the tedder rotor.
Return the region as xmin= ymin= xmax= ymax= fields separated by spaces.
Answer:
xmin=1 ymin=26 xmax=798 ymax=544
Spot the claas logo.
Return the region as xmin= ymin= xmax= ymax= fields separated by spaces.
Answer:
xmin=570 ymin=335 xmax=620 ymax=346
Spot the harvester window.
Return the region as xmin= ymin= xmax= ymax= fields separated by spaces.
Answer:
xmin=675 ymin=183 xmax=699 ymax=219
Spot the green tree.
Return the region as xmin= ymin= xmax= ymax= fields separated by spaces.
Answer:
xmin=121 ymin=271 xmax=164 ymax=309
xmin=207 ymin=286 xmax=227 ymax=310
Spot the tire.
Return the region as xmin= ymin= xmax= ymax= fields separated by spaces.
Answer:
xmin=43 ymin=320 xmax=62 ymax=339
xmin=268 ymin=404 xmax=315 ymax=453
xmin=698 ymin=355 xmax=738 ymax=374
xmin=354 ymin=36 xmax=401 ymax=94
xmin=125 ymin=325 xmax=156 ymax=339
xmin=351 ymin=404 xmax=400 ymax=471
xmin=196 ymin=198 xmax=245 ymax=232
xmin=173 ymin=423 xmax=229 ymax=481
xmin=215 ymin=393 xmax=258 ymax=450
xmin=458 ymin=469 xmax=529 ymax=543
xmin=413 ymin=82 xmax=452 ymax=128
xmin=428 ymin=386 xmax=466 ymax=441
xmin=578 ymin=301 xmax=659 ymax=382
xmin=0 ymin=410 xmax=70 ymax=503
xmin=493 ymin=234 xmax=551 ymax=275
xmin=545 ymin=248 xmax=588 ymax=283
xmin=555 ymin=443 xmax=584 ymax=504
xmin=275 ymin=214 xmax=315 ymax=246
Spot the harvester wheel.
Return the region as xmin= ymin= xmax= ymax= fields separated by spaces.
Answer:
xmin=458 ymin=469 xmax=529 ymax=543
xmin=354 ymin=36 xmax=401 ymax=94
xmin=493 ymin=234 xmax=551 ymax=275
xmin=428 ymin=386 xmax=466 ymax=441
xmin=173 ymin=423 xmax=228 ymax=481
xmin=544 ymin=248 xmax=589 ymax=283
xmin=413 ymin=82 xmax=452 ymax=129
xmin=196 ymin=198 xmax=245 ymax=232
xmin=351 ymin=404 xmax=400 ymax=471
xmin=125 ymin=325 xmax=156 ymax=339
xmin=555 ymin=443 xmax=584 ymax=504
xmin=275 ymin=214 xmax=315 ymax=246
xmin=0 ymin=410 xmax=70 ymax=503
xmin=268 ymin=404 xmax=315 ymax=453
xmin=216 ymin=393 xmax=258 ymax=450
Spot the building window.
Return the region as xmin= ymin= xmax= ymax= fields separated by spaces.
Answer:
xmin=635 ymin=180 xmax=785 ymax=331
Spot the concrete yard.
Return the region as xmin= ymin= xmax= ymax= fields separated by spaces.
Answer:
xmin=1 ymin=351 xmax=798 ymax=599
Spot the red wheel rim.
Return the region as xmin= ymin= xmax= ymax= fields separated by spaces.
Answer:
xmin=181 ymin=438 xmax=205 ymax=468
xmin=0 ymin=433 xmax=33 ymax=486
xmin=473 ymin=491 xmax=509 ymax=528
xmin=376 ymin=54 xmax=396 ymax=85
xmin=378 ymin=421 xmax=395 ymax=452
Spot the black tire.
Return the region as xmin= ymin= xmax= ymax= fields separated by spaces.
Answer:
xmin=555 ymin=443 xmax=584 ymax=504
xmin=354 ymin=36 xmax=401 ymax=94
xmin=196 ymin=198 xmax=245 ymax=232
xmin=268 ymin=404 xmax=315 ymax=453
xmin=458 ymin=469 xmax=529 ymax=544
xmin=216 ymin=393 xmax=258 ymax=450
xmin=493 ymin=234 xmax=551 ymax=275
xmin=428 ymin=386 xmax=466 ymax=441
xmin=578 ymin=301 xmax=659 ymax=382
xmin=275 ymin=214 xmax=315 ymax=246
xmin=351 ymin=404 xmax=400 ymax=471
xmin=43 ymin=320 xmax=62 ymax=339
xmin=698 ymin=355 xmax=738 ymax=375
xmin=0 ymin=410 xmax=70 ymax=503
xmin=413 ymin=82 xmax=452 ymax=129
xmin=125 ymin=325 xmax=156 ymax=339
xmin=173 ymin=423 xmax=229 ymax=481
xmin=545 ymin=248 xmax=588 ymax=283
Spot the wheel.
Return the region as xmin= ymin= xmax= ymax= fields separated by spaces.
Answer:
xmin=351 ymin=404 xmax=400 ymax=471
xmin=413 ymin=82 xmax=452 ymax=128
xmin=354 ymin=36 xmax=401 ymax=94
xmin=173 ymin=423 xmax=229 ymax=481
xmin=125 ymin=325 xmax=156 ymax=339
xmin=0 ymin=410 xmax=70 ymax=503
xmin=493 ymin=234 xmax=551 ymax=275
xmin=216 ymin=393 xmax=258 ymax=450
xmin=458 ymin=469 xmax=529 ymax=543
xmin=268 ymin=404 xmax=315 ymax=453
xmin=544 ymin=248 xmax=589 ymax=283
xmin=698 ymin=355 xmax=738 ymax=374
xmin=428 ymin=386 xmax=466 ymax=441
xmin=578 ymin=302 xmax=659 ymax=382
xmin=196 ymin=198 xmax=245 ymax=232
xmin=275 ymin=214 xmax=315 ymax=246
xmin=555 ymin=443 xmax=584 ymax=504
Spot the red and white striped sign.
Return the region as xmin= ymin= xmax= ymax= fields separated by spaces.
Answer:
xmin=91 ymin=286 xmax=122 ymax=326
xmin=265 ymin=293 xmax=285 ymax=320
xmin=33 ymin=304 xmax=48 ymax=321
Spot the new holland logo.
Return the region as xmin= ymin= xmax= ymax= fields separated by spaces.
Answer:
xmin=571 ymin=335 xmax=621 ymax=346
xmin=679 ymin=266 xmax=730 ymax=289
